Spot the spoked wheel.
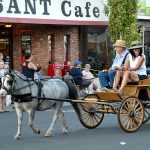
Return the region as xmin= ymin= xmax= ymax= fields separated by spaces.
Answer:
xmin=118 ymin=96 xmax=144 ymax=133
xmin=143 ymin=104 xmax=150 ymax=124
xmin=79 ymin=94 xmax=104 ymax=129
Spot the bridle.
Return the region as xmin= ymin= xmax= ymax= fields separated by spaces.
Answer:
xmin=1 ymin=72 xmax=36 ymax=95
xmin=1 ymin=74 xmax=15 ymax=94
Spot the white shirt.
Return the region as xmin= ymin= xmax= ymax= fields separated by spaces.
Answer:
xmin=129 ymin=54 xmax=147 ymax=75
xmin=111 ymin=48 xmax=129 ymax=69
xmin=82 ymin=70 xmax=94 ymax=79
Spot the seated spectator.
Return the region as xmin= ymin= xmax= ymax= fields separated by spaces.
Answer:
xmin=69 ymin=60 xmax=92 ymax=93
xmin=34 ymin=65 xmax=43 ymax=81
xmin=22 ymin=53 xmax=37 ymax=78
xmin=113 ymin=40 xmax=148 ymax=95
xmin=98 ymin=39 xmax=129 ymax=89
xmin=82 ymin=64 xmax=101 ymax=92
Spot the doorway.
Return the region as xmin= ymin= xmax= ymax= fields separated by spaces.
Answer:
xmin=0 ymin=24 xmax=13 ymax=68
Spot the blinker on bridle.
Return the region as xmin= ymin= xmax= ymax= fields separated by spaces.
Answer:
xmin=1 ymin=75 xmax=15 ymax=94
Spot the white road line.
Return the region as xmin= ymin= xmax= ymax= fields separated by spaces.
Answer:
xmin=63 ymin=110 xmax=75 ymax=113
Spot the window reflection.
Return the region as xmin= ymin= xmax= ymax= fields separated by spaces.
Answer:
xmin=87 ymin=26 xmax=113 ymax=71
xmin=48 ymin=34 xmax=55 ymax=64
xmin=144 ymin=30 xmax=150 ymax=67
xmin=21 ymin=35 xmax=31 ymax=51
xmin=64 ymin=35 xmax=70 ymax=62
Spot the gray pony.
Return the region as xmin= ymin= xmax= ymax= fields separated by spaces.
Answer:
xmin=0 ymin=71 xmax=78 ymax=140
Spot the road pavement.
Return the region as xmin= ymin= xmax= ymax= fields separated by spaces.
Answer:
xmin=0 ymin=105 xmax=150 ymax=150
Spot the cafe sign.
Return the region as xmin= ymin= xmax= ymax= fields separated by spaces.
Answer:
xmin=0 ymin=0 xmax=108 ymax=25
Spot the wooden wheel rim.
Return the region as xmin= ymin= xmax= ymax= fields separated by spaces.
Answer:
xmin=79 ymin=94 xmax=104 ymax=129
xmin=118 ymin=96 xmax=144 ymax=132
xmin=143 ymin=107 xmax=150 ymax=124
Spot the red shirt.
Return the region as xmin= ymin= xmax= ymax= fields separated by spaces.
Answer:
xmin=21 ymin=56 xmax=26 ymax=64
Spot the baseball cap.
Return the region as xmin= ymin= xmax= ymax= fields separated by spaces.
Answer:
xmin=74 ymin=60 xmax=82 ymax=65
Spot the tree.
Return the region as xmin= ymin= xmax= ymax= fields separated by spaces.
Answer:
xmin=104 ymin=0 xmax=140 ymax=46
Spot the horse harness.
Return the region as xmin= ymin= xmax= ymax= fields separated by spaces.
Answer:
xmin=1 ymin=74 xmax=45 ymax=104
xmin=13 ymin=81 xmax=45 ymax=105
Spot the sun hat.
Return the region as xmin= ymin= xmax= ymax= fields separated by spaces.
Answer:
xmin=128 ymin=40 xmax=143 ymax=50
xmin=114 ymin=39 xmax=126 ymax=48
xmin=74 ymin=60 xmax=82 ymax=65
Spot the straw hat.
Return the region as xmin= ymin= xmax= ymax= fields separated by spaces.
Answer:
xmin=128 ymin=40 xmax=143 ymax=50
xmin=114 ymin=39 xmax=126 ymax=47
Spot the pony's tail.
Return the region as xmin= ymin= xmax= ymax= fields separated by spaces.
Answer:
xmin=64 ymin=80 xmax=81 ymax=119
xmin=64 ymin=80 xmax=78 ymax=100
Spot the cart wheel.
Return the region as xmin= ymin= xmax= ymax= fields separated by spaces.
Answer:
xmin=79 ymin=94 xmax=104 ymax=129
xmin=118 ymin=96 xmax=144 ymax=133
xmin=143 ymin=106 xmax=150 ymax=123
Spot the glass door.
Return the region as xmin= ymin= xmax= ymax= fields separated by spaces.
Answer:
xmin=0 ymin=24 xmax=12 ymax=68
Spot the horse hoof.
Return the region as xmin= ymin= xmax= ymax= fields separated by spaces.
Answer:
xmin=37 ymin=130 xmax=40 ymax=134
xmin=62 ymin=129 xmax=68 ymax=134
xmin=33 ymin=128 xmax=40 ymax=134
xmin=45 ymin=132 xmax=52 ymax=137
xmin=14 ymin=135 xmax=20 ymax=140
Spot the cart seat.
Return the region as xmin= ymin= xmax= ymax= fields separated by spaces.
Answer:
xmin=122 ymin=78 xmax=150 ymax=99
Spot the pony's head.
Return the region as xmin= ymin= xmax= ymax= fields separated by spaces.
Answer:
xmin=0 ymin=73 xmax=15 ymax=97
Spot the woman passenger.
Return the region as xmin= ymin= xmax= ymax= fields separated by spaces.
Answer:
xmin=22 ymin=53 xmax=37 ymax=78
xmin=113 ymin=40 xmax=147 ymax=95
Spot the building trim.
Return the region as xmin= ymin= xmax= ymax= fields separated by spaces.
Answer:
xmin=0 ymin=17 xmax=108 ymax=25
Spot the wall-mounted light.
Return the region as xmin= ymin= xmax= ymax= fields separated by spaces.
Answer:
xmin=4 ymin=24 xmax=12 ymax=28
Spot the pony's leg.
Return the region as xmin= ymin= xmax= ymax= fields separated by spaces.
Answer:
xmin=27 ymin=109 xmax=40 ymax=134
xmin=59 ymin=110 xmax=68 ymax=134
xmin=45 ymin=104 xmax=61 ymax=137
xmin=14 ymin=108 xmax=23 ymax=140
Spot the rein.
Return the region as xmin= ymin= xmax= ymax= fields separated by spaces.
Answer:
xmin=12 ymin=82 xmax=36 ymax=93
xmin=1 ymin=71 xmax=36 ymax=95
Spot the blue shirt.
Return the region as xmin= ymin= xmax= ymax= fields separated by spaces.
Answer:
xmin=111 ymin=48 xmax=129 ymax=69
xmin=69 ymin=67 xmax=83 ymax=85
xmin=34 ymin=72 xmax=43 ymax=81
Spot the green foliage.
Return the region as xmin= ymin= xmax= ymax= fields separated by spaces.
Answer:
xmin=104 ymin=0 xmax=140 ymax=46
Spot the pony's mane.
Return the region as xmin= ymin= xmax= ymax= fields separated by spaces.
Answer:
xmin=12 ymin=70 xmax=28 ymax=80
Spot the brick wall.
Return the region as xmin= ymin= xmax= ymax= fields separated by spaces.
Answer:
xmin=12 ymin=24 xmax=79 ymax=75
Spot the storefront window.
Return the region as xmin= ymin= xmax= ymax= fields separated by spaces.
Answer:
xmin=21 ymin=35 xmax=31 ymax=51
xmin=144 ymin=29 xmax=150 ymax=67
xmin=64 ymin=35 xmax=70 ymax=62
xmin=48 ymin=34 xmax=55 ymax=64
xmin=87 ymin=26 xmax=113 ymax=71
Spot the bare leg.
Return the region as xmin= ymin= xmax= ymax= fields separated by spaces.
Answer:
xmin=0 ymin=97 xmax=6 ymax=112
xmin=0 ymin=98 xmax=3 ymax=112
xmin=119 ymin=71 xmax=139 ymax=95
xmin=87 ymin=83 xmax=94 ymax=94
xmin=2 ymin=97 xmax=6 ymax=111
xmin=113 ymin=70 xmax=122 ymax=89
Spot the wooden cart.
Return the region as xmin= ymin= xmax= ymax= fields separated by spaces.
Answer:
xmin=72 ymin=78 xmax=150 ymax=133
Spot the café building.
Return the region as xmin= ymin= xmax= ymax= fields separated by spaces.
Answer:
xmin=0 ymin=0 xmax=111 ymax=75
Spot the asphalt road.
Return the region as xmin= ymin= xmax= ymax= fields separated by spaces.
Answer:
xmin=0 ymin=105 xmax=150 ymax=150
